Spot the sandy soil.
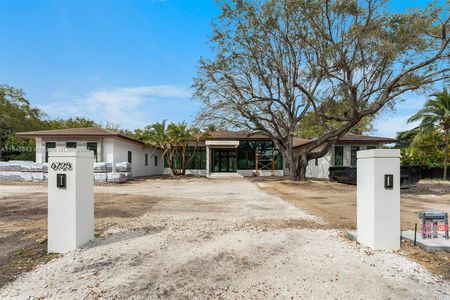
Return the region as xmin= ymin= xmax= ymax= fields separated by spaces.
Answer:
xmin=0 ymin=178 xmax=449 ymax=299
xmin=256 ymin=179 xmax=450 ymax=278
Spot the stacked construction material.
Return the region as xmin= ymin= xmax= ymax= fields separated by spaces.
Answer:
xmin=94 ymin=162 xmax=112 ymax=183
xmin=106 ymin=162 xmax=132 ymax=183
xmin=0 ymin=161 xmax=131 ymax=183
xmin=0 ymin=161 xmax=49 ymax=181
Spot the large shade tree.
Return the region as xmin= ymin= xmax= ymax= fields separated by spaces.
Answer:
xmin=408 ymin=88 xmax=450 ymax=179
xmin=194 ymin=0 xmax=450 ymax=180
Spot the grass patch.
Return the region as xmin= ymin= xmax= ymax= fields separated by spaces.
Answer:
xmin=0 ymin=240 xmax=60 ymax=288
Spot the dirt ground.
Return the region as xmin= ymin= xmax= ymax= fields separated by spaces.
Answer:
xmin=255 ymin=179 xmax=450 ymax=279
xmin=0 ymin=178 xmax=449 ymax=299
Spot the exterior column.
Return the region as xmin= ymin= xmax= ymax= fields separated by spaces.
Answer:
xmin=357 ymin=149 xmax=400 ymax=250
xmin=48 ymin=151 xmax=95 ymax=253
xmin=206 ymin=145 xmax=210 ymax=177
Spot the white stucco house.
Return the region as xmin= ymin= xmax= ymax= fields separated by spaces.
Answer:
xmin=17 ymin=127 xmax=164 ymax=177
xmin=161 ymin=131 xmax=396 ymax=179
xmin=17 ymin=128 xmax=395 ymax=180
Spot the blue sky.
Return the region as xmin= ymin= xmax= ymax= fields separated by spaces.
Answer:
xmin=0 ymin=0 xmax=446 ymax=137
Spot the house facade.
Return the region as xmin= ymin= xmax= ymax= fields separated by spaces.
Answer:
xmin=17 ymin=128 xmax=395 ymax=180
xmin=163 ymin=131 xmax=396 ymax=179
xmin=17 ymin=127 xmax=164 ymax=177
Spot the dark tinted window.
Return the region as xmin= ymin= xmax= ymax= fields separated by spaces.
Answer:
xmin=350 ymin=146 xmax=360 ymax=166
xmin=45 ymin=142 xmax=56 ymax=162
xmin=128 ymin=151 xmax=132 ymax=163
xmin=154 ymin=155 xmax=158 ymax=166
xmin=86 ymin=142 xmax=97 ymax=160
xmin=334 ymin=146 xmax=344 ymax=166
xmin=66 ymin=142 xmax=77 ymax=148
xmin=145 ymin=154 xmax=148 ymax=166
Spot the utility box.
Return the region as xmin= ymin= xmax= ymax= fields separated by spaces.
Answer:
xmin=48 ymin=151 xmax=95 ymax=253
xmin=357 ymin=149 xmax=400 ymax=250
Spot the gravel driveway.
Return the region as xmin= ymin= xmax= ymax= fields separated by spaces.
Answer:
xmin=0 ymin=178 xmax=448 ymax=299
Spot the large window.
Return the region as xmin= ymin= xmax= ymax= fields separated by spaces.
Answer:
xmin=164 ymin=146 xmax=206 ymax=169
xmin=350 ymin=146 xmax=360 ymax=166
xmin=334 ymin=146 xmax=344 ymax=166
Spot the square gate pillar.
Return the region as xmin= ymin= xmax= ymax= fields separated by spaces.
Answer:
xmin=48 ymin=151 xmax=95 ymax=253
xmin=357 ymin=149 xmax=400 ymax=250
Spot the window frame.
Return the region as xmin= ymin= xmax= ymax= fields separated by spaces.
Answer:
xmin=128 ymin=151 xmax=132 ymax=164
xmin=145 ymin=154 xmax=148 ymax=166
xmin=350 ymin=146 xmax=360 ymax=166
xmin=334 ymin=146 xmax=344 ymax=166
xmin=66 ymin=142 xmax=77 ymax=149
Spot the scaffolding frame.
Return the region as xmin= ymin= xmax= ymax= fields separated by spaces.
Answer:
xmin=255 ymin=146 xmax=275 ymax=176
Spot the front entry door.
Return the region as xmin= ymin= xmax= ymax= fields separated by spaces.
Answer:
xmin=211 ymin=149 xmax=236 ymax=172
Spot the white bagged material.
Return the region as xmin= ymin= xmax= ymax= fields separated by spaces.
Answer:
xmin=122 ymin=172 xmax=133 ymax=179
xmin=115 ymin=162 xmax=131 ymax=172
xmin=43 ymin=173 xmax=49 ymax=181
xmin=42 ymin=163 xmax=48 ymax=173
xmin=20 ymin=172 xmax=32 ymax=181
xmin=94 ymin=162 xmax=112 ymax=173
xmin=94 ymin=173 xmax=107 ymax=182
xmin=19 ymin=162 xmax=32 ymax=172
xmin=0 ymin=171 xmax=22 ymax=181
xmin=107 ymin=172 xmax=127 ymax=183
xmin=32 ymin=172 xmax=44 ymax=181
xmin=0 ymin=162 xmax=21 ymax=171
xmin=30 ymin=163 xmax=43 ymax=172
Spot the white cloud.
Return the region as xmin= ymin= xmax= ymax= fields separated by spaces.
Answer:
xmin=372 ymin=92 xmax=428 ymax=138
xmin=40 ymin=84 xmax=194 ymax=129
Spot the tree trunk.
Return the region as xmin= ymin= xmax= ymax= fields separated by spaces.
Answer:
xmin=285 ymin=151 xmax=300 ymax=181
xmin=297 ymin=154 xmax=308 ymax=181
xmin=444 ymin=128 xmax=449 ymax=180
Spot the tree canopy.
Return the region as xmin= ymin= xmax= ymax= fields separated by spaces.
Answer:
xmin=194 ymin=0 xmax=450 ymax=180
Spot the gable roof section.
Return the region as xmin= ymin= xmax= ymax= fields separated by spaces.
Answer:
xmin=17 ymin=127 xmax=145 ymax=145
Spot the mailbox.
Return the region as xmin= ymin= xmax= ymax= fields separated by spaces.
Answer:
xmin=384 ymin=174 xmax=393 ymax=189
xmin=56 ymin=174 xmax=66 ymax=188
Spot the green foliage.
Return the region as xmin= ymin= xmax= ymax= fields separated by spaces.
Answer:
xmin=296 ymin=111 xmax=373 ymax=139
xmin=407 ymin=88 xmax=450 ymax=178
xmin=136 ymin=121 xmax=202 ymax=175
xmin=46 ymin=117 xmax=99 ymax=129
xmin=400 ymin=130 xmax=445 ymax=167
xmin=0 ymin=85 xmax=46 ymax=161
xmin=395 ymin=128 xmax=419 ymax=148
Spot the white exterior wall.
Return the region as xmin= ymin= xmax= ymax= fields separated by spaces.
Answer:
xmin=305 ymin=143 xmax=381 ymax=179
xmin=306 ymin=150 xmax=332 ymax=179
xmin=107 ymin=139 xmax=164 ymax=177
xmin=36 ymin=137 xmax=104 ymax=163
xmin=35 ymin=137 xmax=164 ymax=178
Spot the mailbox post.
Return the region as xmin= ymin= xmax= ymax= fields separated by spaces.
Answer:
xmin=48 ymin=151 xmax=94 ymax=253
xmin=357 ymin=149 xmax=400 ymax=250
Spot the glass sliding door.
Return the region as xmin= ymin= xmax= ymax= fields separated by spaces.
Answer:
xmin=211 ymin=149 xmax=237 ymax=172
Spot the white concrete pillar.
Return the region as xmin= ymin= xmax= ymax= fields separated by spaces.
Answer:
xmin=48 ymin=151 xmax=95 ymax=253
xmin=357 ymin=149 xmax=400 ymax=250
xmin=206 ymin=145 xmax=210 ymax=177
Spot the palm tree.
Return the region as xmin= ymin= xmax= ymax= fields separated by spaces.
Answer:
xmin=136 ymin=121 xmax=201 ymax=176
xmin=408 ymin=89 xmax=450 ymax=180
